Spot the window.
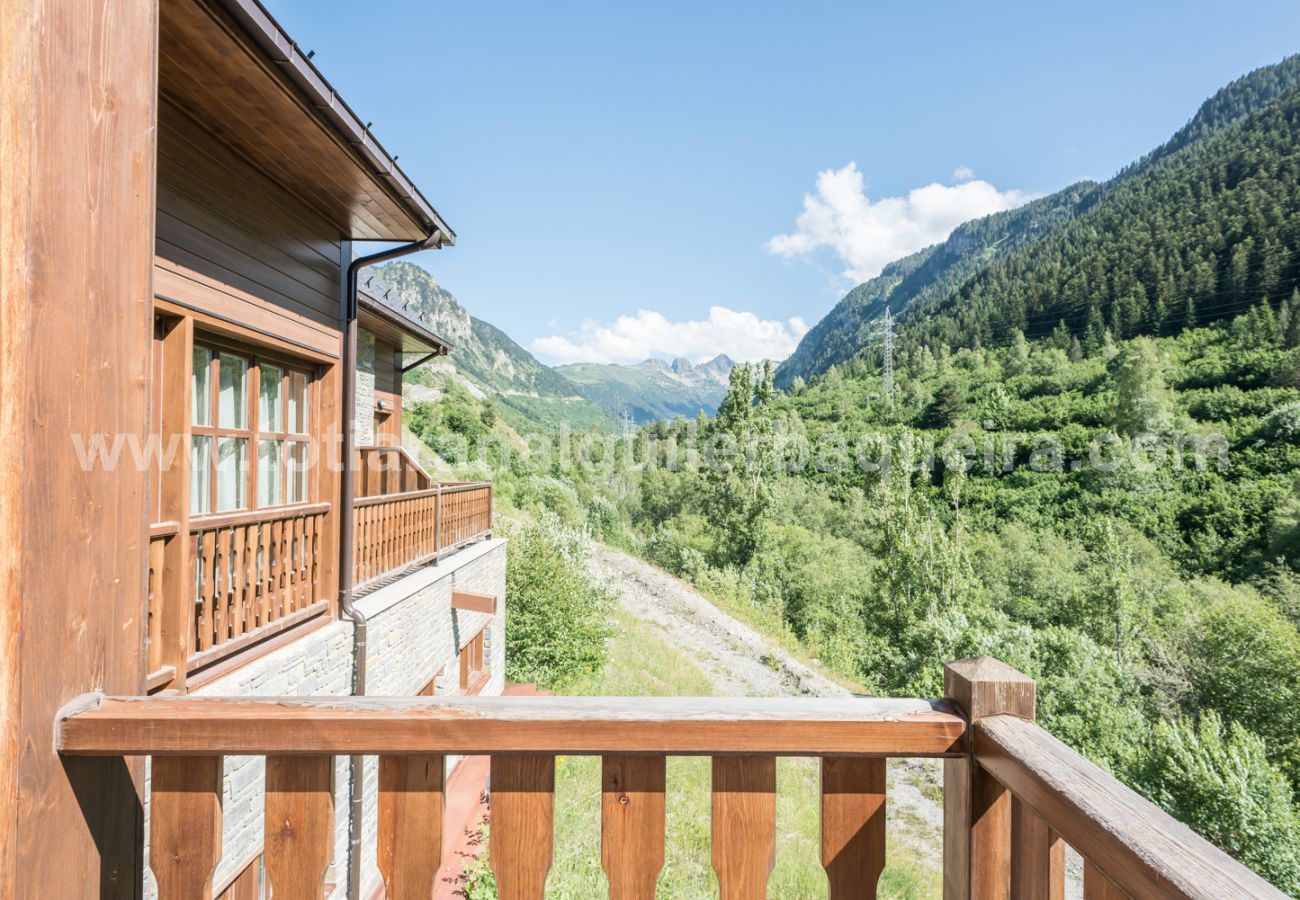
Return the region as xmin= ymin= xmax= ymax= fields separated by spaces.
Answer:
xmin=459 ymin=629 xmax=487 ymax=694
xmin=191 ymin=342 xmax=313 ymax=515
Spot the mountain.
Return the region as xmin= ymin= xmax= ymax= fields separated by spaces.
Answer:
xmin=778 ymin=54 xmax=1300 ymax=386
xmin=557 ymin=355 xmax=736 ymax=424
xmin=369 ymin=261 xmax=617 ymax=432
xmin=774 ymin=184 xmax=1097 ymax=388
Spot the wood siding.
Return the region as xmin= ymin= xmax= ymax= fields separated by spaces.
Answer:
xmin=155 ymin=97 xmax=343 ymax=358
xmin=1 ymin=0 xmax=159 ymax=894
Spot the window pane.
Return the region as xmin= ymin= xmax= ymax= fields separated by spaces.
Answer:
xmin=215 ymin=437 xmax=247 ymax=512
xmin=192 ymin=348 xmax=211 ymax=426
xmin=190 ymin=436 xmax=211 ymax=515
xmin=288 ymin=441 xmax=309 ymax=503
xmin=260 ymin=364 xmax=283 ymax=432
xmin=258 ymin=440 xmax=283 ymax=507
xmin=289 ymin=371 xmax=308 ymax=433
xmin=218 ymin=353 xmax=248 ymax=429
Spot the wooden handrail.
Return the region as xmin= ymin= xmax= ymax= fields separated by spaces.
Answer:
xmin=353 ymin=486 xmax=441 ymax=509
xmin=189 ymin=501 xmax=331 ymax=533
xmin=974 ymin=714 xmax=1289 ymax=900
xmin=355 ymin=445 xmax=433 ymax=497
xmin=55 ymin=658 xmax=1290 ymax=899
xmin=58 ymin=695 xmax=966 ymax=757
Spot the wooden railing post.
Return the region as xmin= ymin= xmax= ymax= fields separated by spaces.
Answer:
xmin=150 ymin=756 xmax=222 ymax=899
xmin=943 ymin=657 xmax=1035 ymax=900
xmin=712 ymin=755 xmax=777 ymax=900
xmin=378 ymin=753 xmax=445 ymax=900
xmin=264 ymin=755 xmax=334 ymax=899
xmin=821 ymin=756 xmax=886 ymax=899
xmin=490 ymin=754 xmax=555 ymax=900
xmin=601 ymin=755 xmax=666 ymax=900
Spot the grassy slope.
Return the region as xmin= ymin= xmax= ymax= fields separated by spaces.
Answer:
xmin=470 ymin=604 xmax=939 ymax=898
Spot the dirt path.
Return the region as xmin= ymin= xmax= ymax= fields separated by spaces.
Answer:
xmin=589 ymin=545 xmax=946 ymax=864
xmin=591 ymin=544 xmax=1088 ymax=898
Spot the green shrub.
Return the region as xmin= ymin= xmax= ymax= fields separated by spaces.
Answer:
xmin=504 ymin=514 xmax=613 ymax=688
xmin=1132 ymin=712 xmax=1300 ymax=895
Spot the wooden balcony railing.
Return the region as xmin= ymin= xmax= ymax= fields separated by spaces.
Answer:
xmin=354 ymin=481 xmax=492 ymax=589
xmin=356 ymin=445 xmax=433 ymax=498
xmin=56 ymin=657 xmax=1286 ymax=900
xmin=188 ymin=503 xmax=331 ymax=669
xmin=144 ymin=504 xmax=332 ymax=689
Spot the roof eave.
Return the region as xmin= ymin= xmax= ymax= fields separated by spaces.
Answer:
xmin=214 ymin=0 xmax=456 ymax=244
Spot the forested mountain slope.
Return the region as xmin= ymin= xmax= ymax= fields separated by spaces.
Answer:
xmin=774 ymin=184 xmax=1097 ymax=388
xmin=781 ymin=55 xmax=1300 ymax=386
xmin=910 ymin=81 xmax=1300 ymax=352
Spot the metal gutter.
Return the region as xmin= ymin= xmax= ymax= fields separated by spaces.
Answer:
xmin=338 ymin=232 xmax=444 ymax=899
xmin=214 ymin=0 xmax=456 ymax=245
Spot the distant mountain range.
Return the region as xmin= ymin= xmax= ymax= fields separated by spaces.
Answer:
xmin=557 ymin=355 xmax=735 ymax=424
xmin=776 ymin=53 xmax=1300 ymax=388
xmin=371 ymin=261 xmax=734 ymax=431
xmin=372 ymin=261 xmax=615 ymax=432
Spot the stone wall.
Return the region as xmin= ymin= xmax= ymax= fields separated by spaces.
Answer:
xmin=355 ymin=328 xmax=376 ymax=445
xmin=142 ymin=538 xmax=507 ymax=899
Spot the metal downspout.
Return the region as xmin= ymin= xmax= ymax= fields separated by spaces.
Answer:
xmin=339 ymin=230 xmax=443 ymax=899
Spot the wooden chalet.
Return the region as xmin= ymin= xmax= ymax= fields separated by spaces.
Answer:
xmin=1 ymin=0 xmax=1290 ymax=898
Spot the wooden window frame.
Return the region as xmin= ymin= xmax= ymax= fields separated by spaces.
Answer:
xmin=191 ymin=333 xmax=318 ymax=518
xmin=459 ymin=627 xmax=488 ymax=695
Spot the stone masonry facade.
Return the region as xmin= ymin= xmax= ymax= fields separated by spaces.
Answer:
xmin=355 ymin=328 xmax=376 ymax=446
xmin=142 ymin=538 xmax=507 ymax=899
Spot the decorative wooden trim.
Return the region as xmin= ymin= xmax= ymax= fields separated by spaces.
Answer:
xmin=154 ymin=289 xmax=339 ymax=363
xmin=150 ymin=520 xmax=182 ymax=539
xmin=451 ymin=590 xmax=497 ymax=615
xmin=58 ymin=696 xmax=967 ymax=757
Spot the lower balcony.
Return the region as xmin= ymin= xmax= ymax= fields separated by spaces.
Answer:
xmin=57 ymin=657 xmax=1283 ymax=900
xmin=144 ymin=463 xmax=492 ymax=690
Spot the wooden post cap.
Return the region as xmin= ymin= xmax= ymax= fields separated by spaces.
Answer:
xmin=943 ymin=657 xmax=1036 ymax=722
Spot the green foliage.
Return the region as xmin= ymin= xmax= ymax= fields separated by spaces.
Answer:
xmin=1184 ymin=591 xmax=1300 ymax=784
xmin=504 ymin=514 xmax=614 ymax=688
xmin=1109 ymin=337 xmax=1175 ymax=435
xmin=1131 ymin=712 xmax=1300 ymax=895
xmin=705 ymin=362 xmax=777 ymax=566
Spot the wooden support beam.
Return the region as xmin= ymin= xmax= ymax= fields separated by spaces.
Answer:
xmin=712 ymin=755 xmax=776 ymax=900
xmin=378 ymin=754 xmax=444 ymax=900
xmin=451 ymin=589 xmax=498 ymax=615
xmin=2 ymin=0 xmax=158 ymax=892
xmin=601 ymin=755 xmax=666 ymax=900
xmin=489 ymin=754 xmax=555 ymax=900
xmin=149 ymin=756 xmax=222 ymax=900
xmin=821 ymin=756 xmax=886 ymax=899
xmin=943 ymin=656 xmax=1036 ymax=900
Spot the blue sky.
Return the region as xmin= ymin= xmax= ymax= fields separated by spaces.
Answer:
xmin=268 ymin=0 xmax=1300 ymax=365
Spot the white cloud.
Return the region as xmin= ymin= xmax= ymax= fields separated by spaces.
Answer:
xmin=952 ymin=164 xmax=976 ymax=182
xmin=532 ymin=307 xmax=809 ymax=366
xmin=767 ymin=161 xmax=1031 ymax=283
